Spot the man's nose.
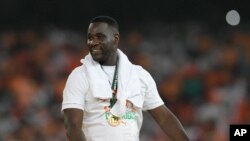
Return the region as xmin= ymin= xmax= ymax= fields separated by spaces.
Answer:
xmin=88 ymin=39 xmax=99 ymax=47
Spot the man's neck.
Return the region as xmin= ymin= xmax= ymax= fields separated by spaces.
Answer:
xmin=100 ymin=52 xmax=118 ymax=66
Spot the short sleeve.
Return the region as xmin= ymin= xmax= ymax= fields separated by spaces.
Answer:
xmin=140 ymin=68 xmax=164 ymax=111
xmin=61 ymin=66 xmax=88 ymax=112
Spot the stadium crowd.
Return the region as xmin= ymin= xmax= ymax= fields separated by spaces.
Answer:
xmin=0 ymin=22 xmax=250 ymax=141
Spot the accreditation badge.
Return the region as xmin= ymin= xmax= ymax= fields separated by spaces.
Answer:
xmin=107 ymin=113 xmax=121 ymax=127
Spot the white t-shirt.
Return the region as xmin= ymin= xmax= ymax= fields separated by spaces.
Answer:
xmin=62 ymin=64 xmax=164 ymax=141
xmin=101 ymin=65 xmax=115 ymax=86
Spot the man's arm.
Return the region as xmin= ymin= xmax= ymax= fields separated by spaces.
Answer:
xmin=63 ymin=108 xmax=85 ymax=141
xmin=148 ymin=105 xmax=190 ymax=141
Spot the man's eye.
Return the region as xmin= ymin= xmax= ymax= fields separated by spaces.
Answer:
xmin=88 ymin=36 xmax=93 ymax=40
xmin=97 ymin=35 xmax=105 ymax=39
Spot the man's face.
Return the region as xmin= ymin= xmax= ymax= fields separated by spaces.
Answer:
xmin=87 ymin=22 xmax=118 ymax=63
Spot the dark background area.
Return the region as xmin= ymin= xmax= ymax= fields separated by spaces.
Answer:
xmin=0 ymin=0 xmax=249 ymax=29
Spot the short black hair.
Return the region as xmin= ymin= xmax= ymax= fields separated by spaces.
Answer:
xmin=90 ymin=16 xmax=119 ymax=32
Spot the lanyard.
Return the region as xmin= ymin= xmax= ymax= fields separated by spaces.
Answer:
xmin=101 ymin=56 xmax=119 ymax=108
xmin=110 ymin=56 xmax=119 ymax=108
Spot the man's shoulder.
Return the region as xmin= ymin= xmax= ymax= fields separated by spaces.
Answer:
xmin=69 ymin=65 xmax=86 ymax=77
xmin=132 ymin=64 xmax=151 ymax=78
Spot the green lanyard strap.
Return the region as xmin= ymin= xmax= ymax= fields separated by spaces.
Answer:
xmin=100 ymin=56 xmax=119 ymax=108
xmin=110 ymin=56 xmax=119 ymax=108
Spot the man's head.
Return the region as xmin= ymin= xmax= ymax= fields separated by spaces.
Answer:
xmin=87 ymin=16 xmax=120 ymax=65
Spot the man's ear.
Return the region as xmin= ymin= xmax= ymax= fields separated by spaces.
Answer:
xmin=114 ymin=33 xmax=120 ymax=45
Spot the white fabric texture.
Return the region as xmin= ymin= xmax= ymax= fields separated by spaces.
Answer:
xmin=62 ymin=49 xmax=164 ymax=141
xmin=81 ymin=49 xmax=141 ymax=117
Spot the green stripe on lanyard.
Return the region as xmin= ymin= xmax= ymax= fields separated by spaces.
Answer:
xmin=110 ymin=56 xmax=119 ymax=108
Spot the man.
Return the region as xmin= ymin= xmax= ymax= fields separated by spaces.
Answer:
xmin=62 ymin=16 xmax=190 ymax=141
